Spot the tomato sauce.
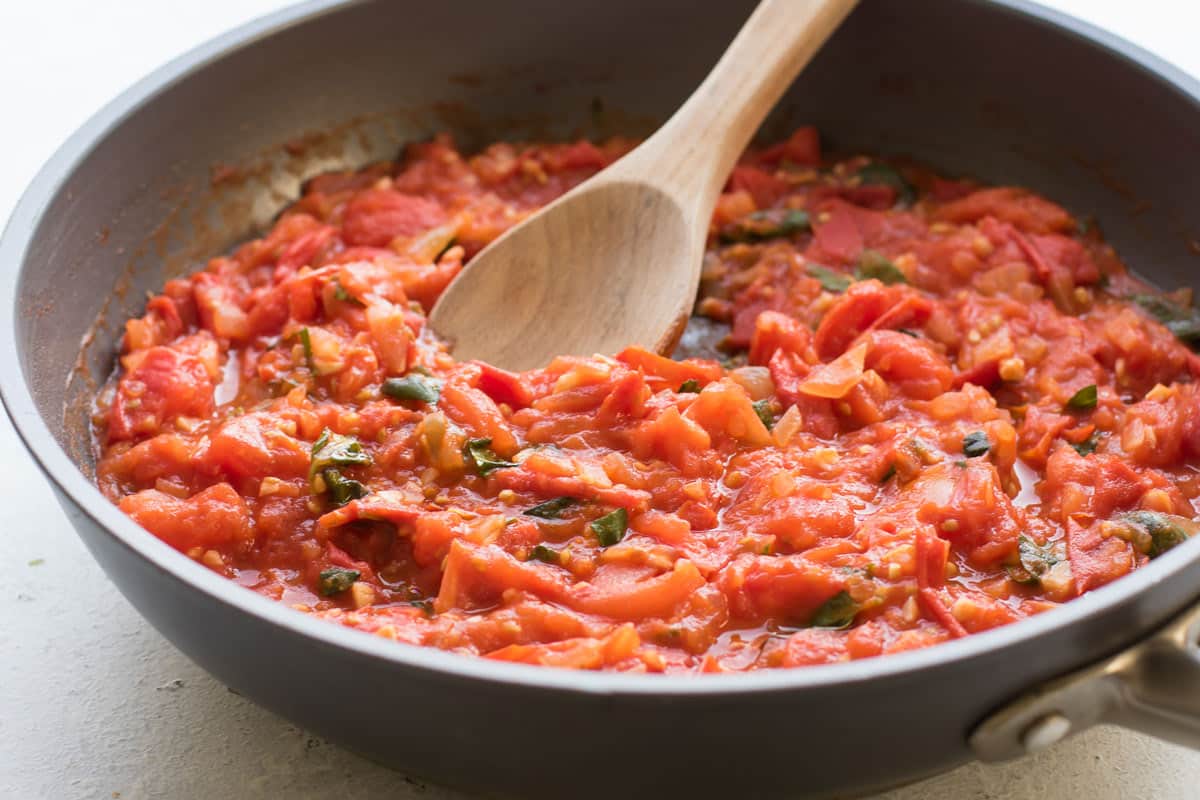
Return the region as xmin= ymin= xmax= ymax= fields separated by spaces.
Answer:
xmin=94 ymin=127 xmax=1200 ymax=673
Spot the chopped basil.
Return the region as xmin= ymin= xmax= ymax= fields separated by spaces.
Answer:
xmin=1071 ymin=430 xmax=1103 ymax=456
xmin=855 ymin=250 xmax=907 ymax=285
xmin=310 ymin=429 xmax=372 ymax=480
xmin=1118 ymin=511 xmax=1200 ymax=557
xmin=434 ymin=236 xmax=458 ymax=262
xmin=1066 ymin=384 xmax=1098 ymax=410
xmin=463 ymin=438 xmax=517 ymax=477
xmin=528 ymin=544 xmax=561 ymax=564
xmin=297 ymin=327 xmax=315 ymax=371
xmin=752 ymin=399 xmax=776 ymax=430
xmin=1007 ymin=535 xmax=1059 ymax=585
xmin=267 ymin=378 xmax=301 ymax=397
xmin=807 ymin=263 xmax=852 ymax=293
xmin=856 ymin=162 xmax=916 ymax=206
xmin=1131 ymin=294 xmax=1200 ymax=347
xmin=323 ymin=468 xmax=368 ymax=507
xmin=524 ymin=496 xmax=578 ymax=519
xmin=880 ymin=463 xmax=896 ymax=483
xmin=332 ymin=281 xmax=363 ymax=305
xmin=719 ymin=208 xmax=811 ymax=244
xmin=591 ymin=508 xmax=629 ymax=547
xmin=809 ymin=590 xmax=859 ymax=629
xmin=318 ymin=567 xmax=360 ymax=596
xmin=659 ymin=628 xmax=683 ymax=642
xmin=409 ymin=599 xmax=434 ymax=616
xmin=962 ymin=431 xmax=991 ymax=458
xmin=678 ymin=379 xmax=701 ymax=393
xmin=382 ymin=373 xmax=442 ymax=405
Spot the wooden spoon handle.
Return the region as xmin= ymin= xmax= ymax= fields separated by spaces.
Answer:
xmin=615 ymin=0 xmax=858 ymax=207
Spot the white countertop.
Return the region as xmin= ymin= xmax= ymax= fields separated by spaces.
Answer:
xmin=2 ymin=2 xmax=1198 ymax=797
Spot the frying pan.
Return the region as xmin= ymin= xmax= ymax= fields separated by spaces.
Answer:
xmin=3 ymin=0 xmax=1200 ymax=797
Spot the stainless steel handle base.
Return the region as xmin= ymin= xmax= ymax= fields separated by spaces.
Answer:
xmin=971 ymin=599 xmax=1200 ymax=760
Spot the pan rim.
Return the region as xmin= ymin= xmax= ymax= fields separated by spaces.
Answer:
xmin=3 ymin=0 xmax=1200 ymax=697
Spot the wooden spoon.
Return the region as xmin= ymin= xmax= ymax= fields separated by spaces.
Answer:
xmin=429 ymin=0 xmax=858 ymax=371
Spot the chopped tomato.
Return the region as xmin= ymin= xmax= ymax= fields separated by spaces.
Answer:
xmin=94 ymin=125 xmax=1200 ymax=674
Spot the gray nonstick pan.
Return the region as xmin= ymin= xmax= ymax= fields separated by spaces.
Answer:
xmin=3 ymin=1 xmax=1200 ymax=797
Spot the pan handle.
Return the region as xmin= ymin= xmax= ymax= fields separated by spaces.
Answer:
xmin=970 ymin=599 xmax=1200 ymax=760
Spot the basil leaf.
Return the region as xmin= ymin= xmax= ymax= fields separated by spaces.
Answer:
xmin=678 ymin=379 xmax=701 ymax=393
xmin=809 ymin=590 xmax=859 ymax=629
xmin=1071 ymin=430 xmax=1103 ymax=456
xmin=409 ymin=598 xmax=434 ymax=616
xmin=382 ymin=373 xmax=442 ymax=405
xmin=434 ymin=236 xmax=458 ymax=262
xmin=323 ymin=468 xmax=368 ymax=507
xmin=333 ymin=281 xmax=363 ymax=305
xmin=1007 ymin=535 xmax=1059 ymax=585
xmin=1131 ymin=294 xmax=1200 ymax=348
xmin=1119 ymin=511 xmax=1200 ymax=557
xmin=524 ymin=496 xmax=578 ymax=519
xmin=318 ymin=567 xmax=360 ymax=596
xmin=879 ymin=463 xmax=896 ymax=483
xmin=807 ymin=264 xmax=852 ymax=293
xmin=719 ymin=208 xmax=811 ymax=244
xmin=528 ymin=544 xmax=561 ymax=564
xmin=856 ymin=162 xmax=916 ymax=206
xmin=1066 ymin=384 xmax=1098 ymax=410
xmin=310 ymin=429 xmax=372 ymax=480
xmin=752 ymin=399 xmax=776 ymax=430
xmin=591 ymin=508 xmax=629 ymax=547
xmin=855 ymin=250 xmax=907 ymax=285
xmin=463 ymin=438 xmax=517 ymax=477
xmin=298 ymin=327 xmax=315 ymax=371
xmin=962 ymin=431 xmax=991 ymax=458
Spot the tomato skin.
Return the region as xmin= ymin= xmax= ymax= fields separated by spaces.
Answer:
xmin=207 ymin=412 xmax=311 ymax=482
xmin=718 ymin=554 xmax=845 ymax=625
xmin=748 ymin=310 xmax=811 ymax=366
xmin=616 ymin=346 xmax=722 ymax=393
xmin=813 ymin=281 xmax=931 ymax=360
xmin=341 ymin=189 xmax=447 ymax=247
xmin=120 ymin=483 xmax=251 ymax=551
xmin=472 ymin=361 xmax=534 ymax=409
xmin=108 ymin=345 xmax=215 ymax=443
xmin=912 ymin=461 xmax=1022 ymax=567
xmin=781 ymin=629 xmax=847 ymax=666
xmin=727 ymin=166 xmax=790 ymax=209
xmin=811 ymin=201 xmax=864 ymax=264
xmin=757 ymin=126 xmax=821 ymax=166
xmin=865 ymin=330 xmax=953 ymax=400
xmin=933 ymin=187 xmax=1075 ymax=235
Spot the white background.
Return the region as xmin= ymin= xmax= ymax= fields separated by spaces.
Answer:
xmin=1 ymin=2 xmax=1198 ymax=798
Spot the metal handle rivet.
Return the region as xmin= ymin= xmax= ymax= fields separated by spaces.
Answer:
xmin=1021 ymin=712 xmax=1071 ymax=753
